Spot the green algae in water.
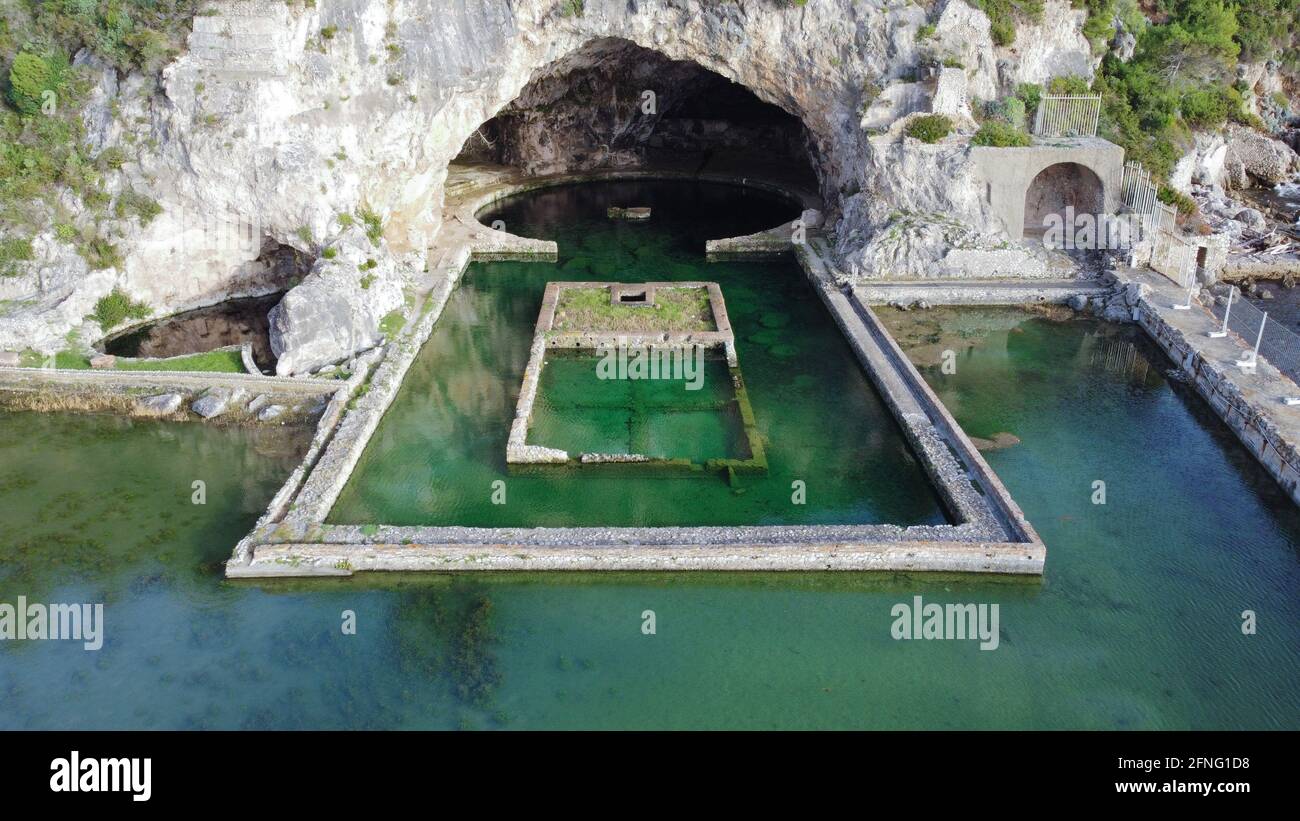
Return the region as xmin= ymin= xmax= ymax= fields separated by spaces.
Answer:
xmin=2 ymin=303 xmax=1300 ymax=728
xmin=2 ymin=187 xmax=1299 ymax=730
xmin=329 ymin=181 xmax=946 ymax=527
xmin=529 ymin=354 xmax=745 ymax=462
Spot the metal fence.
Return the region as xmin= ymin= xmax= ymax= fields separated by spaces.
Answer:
xmin=1208 ymin=285 xmax=1300 ymax=386
xmin=1154 ymin=201 xmax=1178 ymax=234
xmin=1121 ymin=159 xmax=1191 ymax=284
xmin=1032 ymin=95 xmax=1102 ymax=138
xmin=1121 ymin=161 xmax=1159 ymax=230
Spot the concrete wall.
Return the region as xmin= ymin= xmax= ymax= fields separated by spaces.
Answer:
xmin=1135 ymin=292 xmax=1300 ymax=507
xmin=1146 ymin=232 xmax=1230 ymax=286
xmin=971 ymin=138 xmax=1125 ymax=239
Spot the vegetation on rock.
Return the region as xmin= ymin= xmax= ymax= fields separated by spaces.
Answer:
xmin=976 ymin=0 xmax=1044 ymax=47
xmin=905 ymin=114 xmax=953 ymax=144
xmin=1 ymin=1 xmax=200 ymax=279
xmin=90 ymin=288 xmax=151 ymax=330
xmin=1084 ymin=0 xmax=1297 ymax=179
xmin=972 ymin=120 xmax=1033 ymax=146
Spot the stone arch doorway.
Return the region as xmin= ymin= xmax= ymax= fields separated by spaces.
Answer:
xmin=1022 ymin=162 xmax=1105 ymax=240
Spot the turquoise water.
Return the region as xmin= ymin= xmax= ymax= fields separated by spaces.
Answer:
xmin=1 ymin=186 xmax=1298 ymax=729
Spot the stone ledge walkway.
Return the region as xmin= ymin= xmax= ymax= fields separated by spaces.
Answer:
xmin=852 ymin=277 xmax=1111 ymax=306
xmin=1120 ymin=267 xmax=1300 ymax=506
xmin=0 ymin=366 xmax=335 ymax=394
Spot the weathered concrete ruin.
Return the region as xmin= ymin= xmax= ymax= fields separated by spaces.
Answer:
xmin=1 ymin=0 xmax=1299 ymax=579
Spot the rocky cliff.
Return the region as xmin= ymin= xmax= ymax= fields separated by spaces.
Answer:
xmin=0 ymin=0 xmax=1099 ymax=372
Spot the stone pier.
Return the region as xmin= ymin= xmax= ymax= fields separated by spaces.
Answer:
xmin=1122 ymin=268 xmax=1300 ymax=506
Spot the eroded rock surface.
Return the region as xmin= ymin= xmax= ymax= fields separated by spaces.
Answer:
xmin=0 ymin=0 xmax=1110 ymax=364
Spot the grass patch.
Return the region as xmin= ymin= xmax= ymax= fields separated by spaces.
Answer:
xmin=18 ymin=349 xmax=90 ymax=369
xmin=115 ymin=349 xmax=246 ymax=373
xmin=379 ymin=308 xmax=406 ymax=338
xmin=551 ymin=286 xmax=715 ymax=333
xmin=0 ymin=236 xmax=34 ymax=277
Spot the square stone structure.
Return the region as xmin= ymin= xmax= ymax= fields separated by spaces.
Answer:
xmin=507 ymin=281 xmax=763 ymax=473
xmin=970 ymin=137 xmax=1125 ymax=240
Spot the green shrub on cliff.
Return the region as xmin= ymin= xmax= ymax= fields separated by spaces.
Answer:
xmin=1180 ymin=86 xmax=1235 ymax=128
xmin=357 ymin=207 xmax=383 ymax=245
xmin=1047 ymin=75 xmax=1092 ymax=95
xmin=7 ymin=51 xmax=65 ymax=115
xmin=982 ymin=96 xmax=1028 ymax=130
xmin=972 ymin=120 xmax=1033 ymax=146
xmin=91 ymin=288 xmax=151 ymax=330
xmin=114 ymin=189 xmax=162 ymax=225
xmin=22 ymin=0 xmax=197 ymax=72
xmin=976 ymin=0 xmax=1044 ymax=46
xmin=1158 ymin=185 xmax=1197 ymax=216
xmin=905 ymin=114 xmax=953 ymax=144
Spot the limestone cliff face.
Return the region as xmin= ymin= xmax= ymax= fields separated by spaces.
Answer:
xmin=1 ymin=0 xmax=1095 ymax=371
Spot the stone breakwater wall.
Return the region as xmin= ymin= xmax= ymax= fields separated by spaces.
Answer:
xmin=224 ymin=170 xmax=1047 ymax=578
xmin=276 ymin=254 xmax=468 ymax=531
xmin=226 ymin=234 xmax=1045 ymax=578
xmin=1134 ymin=288 xmax=1300 ymax=507
xmin=796 ymin=237 xmax=1041 ymax=548
xmin=0 ymin=366 xmax=337 ymax=424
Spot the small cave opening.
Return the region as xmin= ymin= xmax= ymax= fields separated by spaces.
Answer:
xmin=100 ymin=239 xmax=310 ymax=374
xmin=453 ymin=38 xmax=820 ymax=195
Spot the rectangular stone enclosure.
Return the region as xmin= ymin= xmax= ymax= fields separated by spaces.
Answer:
xmin=506 ymin=281 xmax=765 ymax=475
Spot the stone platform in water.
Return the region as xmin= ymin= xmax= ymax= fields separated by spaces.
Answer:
xmin=607 ymin=206 xmax=651 ymax=221
xmin=506 ymin=281 xmax=761 ymax=473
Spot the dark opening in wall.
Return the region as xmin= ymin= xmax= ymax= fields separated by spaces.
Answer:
xmin=454 ymin=38 xmax=819 ymax=192
xmin=1023 ymin=162 xmax=1105 ymax=240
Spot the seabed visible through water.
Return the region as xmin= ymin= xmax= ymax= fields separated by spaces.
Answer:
xmin=1 ymin=180 xmax=1298 ymax=728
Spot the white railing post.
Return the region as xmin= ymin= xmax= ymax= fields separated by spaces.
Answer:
xmin=1209 ymin=287 xmax=1231 ymax=338
xmin=1239 ymin=311 xmax=1266 ymax=372
xmin=1172 ymin=246 xmax=1195 ymax=309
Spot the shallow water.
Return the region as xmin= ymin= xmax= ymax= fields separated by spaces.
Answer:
xmin=531 ymin=353 xmax=747 ymax=462
xmin=329 ymin=181 xmax=945 ymax=527
xmin=2 ymin=187 xmax=1298 ymax=729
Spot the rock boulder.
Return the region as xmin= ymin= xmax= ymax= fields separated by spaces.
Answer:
xmin=1224 ymin=124 xmax=1298 ymax=187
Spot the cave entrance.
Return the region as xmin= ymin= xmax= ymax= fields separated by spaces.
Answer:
xmin=453 ymin=38 xmax=819 ymax=194
xmin=1022 ymin=162 xmax=1105 ymax=241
